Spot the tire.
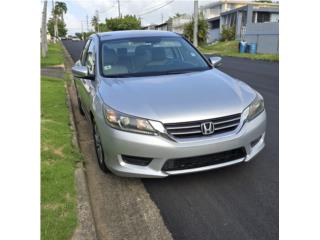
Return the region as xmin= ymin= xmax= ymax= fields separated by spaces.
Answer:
xmin=92 ymin=119 xmax=110 ymax=173
xmin=77 ymin=97 xmax=85 ymax=116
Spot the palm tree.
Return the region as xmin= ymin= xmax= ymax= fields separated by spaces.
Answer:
xmin=91 ymin=16 xmax=99 ymax=32
xmin=54 ymin=1 xmax=67 ymax=22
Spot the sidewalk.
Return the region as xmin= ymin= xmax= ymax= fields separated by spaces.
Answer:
xmin=41 ymin=65 xmax=65 ymax=79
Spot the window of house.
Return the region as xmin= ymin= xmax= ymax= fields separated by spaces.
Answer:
xmin=257 ymin=12 xmax=271 ymax=23
xmin=270 ymin=13 xmax=279 ymax=22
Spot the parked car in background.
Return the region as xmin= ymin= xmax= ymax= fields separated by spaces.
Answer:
xmin=72 ymin=36 xmax=81 ymax=41
xmin=72 ymin=30 xmax=266 ymax=178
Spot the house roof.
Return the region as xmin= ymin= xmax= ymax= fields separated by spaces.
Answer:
xmin=201 ymin=0 xmax=278 ymax=10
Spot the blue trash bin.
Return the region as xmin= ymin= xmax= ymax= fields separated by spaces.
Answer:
xmin=239 ymin=41 xmax=247 ymax=53
xmin=249 ymin=43 xmax=257 ymax=54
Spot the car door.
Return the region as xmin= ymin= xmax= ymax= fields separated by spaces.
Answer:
xmin=74 ymin=39 xmax=97 ymax=117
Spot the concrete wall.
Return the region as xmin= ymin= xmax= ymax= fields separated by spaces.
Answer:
xmin=244 ymin=22 xmax=279 ymax=54
xmin=207 ymin=28 xmax=220 ymax=43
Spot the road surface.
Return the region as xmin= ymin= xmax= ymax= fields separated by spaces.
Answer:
xmin=62 ymin=39 xmax=279 ymax=240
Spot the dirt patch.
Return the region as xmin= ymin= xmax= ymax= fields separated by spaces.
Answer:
xmin=52 ymin=145 xmax=64 ymax=158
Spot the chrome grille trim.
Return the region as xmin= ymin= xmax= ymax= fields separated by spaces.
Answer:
xmin=164 ymin=113 xmax=242 ymax=138
xmin=166 ymin=124 xmax=201 ymax=130
xmin=214 ymin=123 xmax=239 ymax=131
xmin=170 ymin=130 xmax=202 ymax=135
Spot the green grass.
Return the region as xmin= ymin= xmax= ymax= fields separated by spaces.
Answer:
xmin=41 ymin=43 xmax=64 ymax=67
xmin=198 ymin=40 xmax=279 ymax=62
xmin=41 ymin=76 xmax=81 ymax=240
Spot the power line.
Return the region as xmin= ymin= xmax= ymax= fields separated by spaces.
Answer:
xmin=137 ymin=0 xmax=175 ymax=17
xmin=138 ymin=0 xmax=172 ymax=14
xmin=99 ymin=4 xmax=117 ymax=14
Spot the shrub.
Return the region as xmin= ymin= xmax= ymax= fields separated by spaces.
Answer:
xmin=183 ymin=15 xmax=209 ymax=45
xmin=220 ymin=25 xmax=235 ymax=41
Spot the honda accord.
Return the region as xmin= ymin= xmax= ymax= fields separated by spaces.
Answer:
xmin=72 ymin=30 xmax=266 ymax=178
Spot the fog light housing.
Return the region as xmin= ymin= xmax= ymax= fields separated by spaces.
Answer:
xmin=122 ymin=155 xmax=153 ymax=166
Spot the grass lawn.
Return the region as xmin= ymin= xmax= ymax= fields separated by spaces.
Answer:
xmin=41 ymin=76 xmax=80 ymax=240
xmin=41 ymin=43 xmax=64 ymax=67
xmin=198 ymin=40 xmax=279 ymax=62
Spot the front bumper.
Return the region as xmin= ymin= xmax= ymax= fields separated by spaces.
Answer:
xmin=97 ymin=110 xmax=266 ymax=178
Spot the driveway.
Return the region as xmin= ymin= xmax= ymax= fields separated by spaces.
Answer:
xmin=62 ymin=40 xmax=279 ymax=240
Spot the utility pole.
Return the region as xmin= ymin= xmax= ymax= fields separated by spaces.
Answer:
xmin=193 ymin=0 xmax=198 ymax=47
xmin=95 ymin=10 xmax=100 ymax=32
xmin=41 ymin=0 xmax=48 ymax=57
xmin=52 ymin=0 xmax=58 ymax=43
xmin=86 ymin=15 xmax=89 ymax=32
xmin=117 ymin=0 xmax=121 ymax=18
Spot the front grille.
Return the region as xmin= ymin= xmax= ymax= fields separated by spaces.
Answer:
xmin=164 ymin=113 xmax=241 ymax=138
xmin=162 ymin=148 xmax=246 ymax=171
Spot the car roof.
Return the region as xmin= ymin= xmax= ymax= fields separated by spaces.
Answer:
xmin=96 ymin=30 xmax=180 ymax=41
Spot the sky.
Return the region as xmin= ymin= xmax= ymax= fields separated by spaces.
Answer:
xmin=44 ymin=0 xmax=215 ymax=35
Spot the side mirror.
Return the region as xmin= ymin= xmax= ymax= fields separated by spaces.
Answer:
xmin=72 ymin=65 xmax=94 ymax=80
xmin=209 ymin=56 xmax=222 ymax=68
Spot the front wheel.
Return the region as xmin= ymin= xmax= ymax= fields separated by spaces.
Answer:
xmin=92 ymin=120 xmax=109 ymax=174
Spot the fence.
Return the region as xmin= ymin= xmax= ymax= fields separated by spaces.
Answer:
xmin=241 ymin=22 xmax=279 ymax=54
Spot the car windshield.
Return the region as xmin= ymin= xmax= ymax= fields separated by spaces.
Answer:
xmin=100 ymin=36 xmax=210 ymax=77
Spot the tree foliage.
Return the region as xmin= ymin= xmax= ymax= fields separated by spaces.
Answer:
xmin=98 ymin=23 xmax=109 ymax=32
xmin=220 ymin=25 xmax=235 ymax=41
xmin=48 ymin=18 xmax=67 ymax=37
xmin=183 ymin=15 xmax=208 ymax=45
xmin=105 ymin=15 xmax=141 ymax=31
xmin=54 ymin=1 xmax=67 ymax=21
xmin=91 ymin=16 xmax=99 ymax=32
xmin=83 ymin=31 xmax=95 ymax=40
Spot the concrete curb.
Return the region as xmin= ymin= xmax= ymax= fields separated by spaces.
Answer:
xmin=61 ymin=42 xmax=98 ymax=240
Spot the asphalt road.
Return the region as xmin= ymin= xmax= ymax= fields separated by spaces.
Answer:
xmin=63 ymin=40 xmax=278 ymax=240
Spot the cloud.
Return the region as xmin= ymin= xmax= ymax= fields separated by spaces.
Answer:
xmin=59 ymin=0 xmax=213 ymax=34
xmin=64 ymin=13 xmax=83 ymax=34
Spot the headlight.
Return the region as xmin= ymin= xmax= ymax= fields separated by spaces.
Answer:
xmin=245 ymin=94 xmax=264 ymax=121
xmin=103 ymin=105 xmax=157 ymax=135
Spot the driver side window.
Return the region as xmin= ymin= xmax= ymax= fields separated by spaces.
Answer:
xmin=80 ymin=39 xmax=91 ymax=65
xmin=85 ymin=41 xmax=96 ymax=75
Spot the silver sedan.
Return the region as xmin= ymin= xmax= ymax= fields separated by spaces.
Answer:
xmin=72 ymin=30 xmax=266 ymax=178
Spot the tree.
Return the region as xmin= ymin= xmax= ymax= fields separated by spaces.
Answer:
xmin=106 ymin=15 xmax=141 ymax=31
xmin=83 ymin=31 xmax=95 ymax=40
xmin=91 ymin=16 xmax=99 ymax=32
xmin=54 ymin=1 xmax=67 ymax=22
xmin=48 ymin=17 xmax=67 ymax=37
xmin=183 ymin=15 xmax=208 ymax=45
xmin=98 ymin=23 xmax=109 ymax=32
xmin=168 ymin=12 xmax=183 ymax=22
xmin=75 ymin=32 xmax=83 ymax=39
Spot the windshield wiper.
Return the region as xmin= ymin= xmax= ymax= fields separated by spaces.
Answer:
xmin=164 ymin=68 xmax=208 ymax=75
xmin=105 ymin=68 xmax=209 ymax=78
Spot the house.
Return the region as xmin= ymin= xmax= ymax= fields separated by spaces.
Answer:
xmin=167 ymin=14 xmax=192 ymax=34
xmin=201 ymin=0 xmax=279 ymax=54
xmin=155 ymin=22 xmax=168 ymax=31
xmin=141 ymin=24 xmax=157 ymax=30
xmin=142 ymin=14 xmax=192 ymax=34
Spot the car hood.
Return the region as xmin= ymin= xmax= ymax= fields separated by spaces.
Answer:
xmin=98 ymin=69 xmax=256 ymax=123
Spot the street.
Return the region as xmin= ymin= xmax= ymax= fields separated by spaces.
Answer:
xmin=63 ymin=39 xmax=279 ymax=240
